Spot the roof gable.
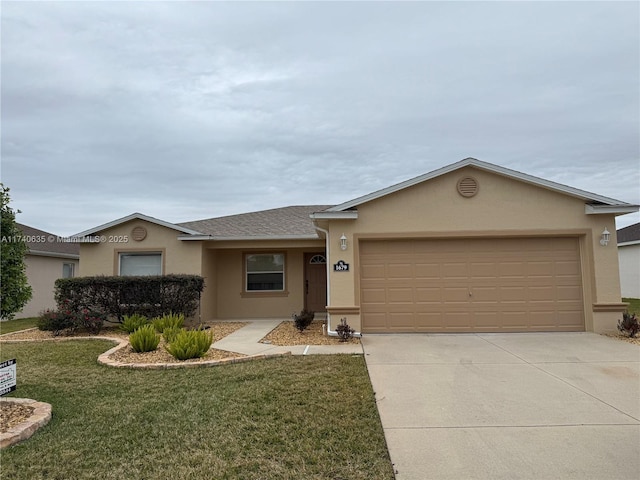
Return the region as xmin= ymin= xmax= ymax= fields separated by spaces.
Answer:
xmin=74 ymin=213 xmax=205 ymax=238
xmin=326 ymin=158 xmax=637 ymax=213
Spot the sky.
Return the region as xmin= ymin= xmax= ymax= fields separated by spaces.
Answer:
xmin=1 ymin=1 xmax=639 ymax=237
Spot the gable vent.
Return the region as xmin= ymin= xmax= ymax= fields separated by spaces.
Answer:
xmin=457 ymin=177 xmax=479 ymax=198
xmin=131 ymin=226 xmax=147 ymax=241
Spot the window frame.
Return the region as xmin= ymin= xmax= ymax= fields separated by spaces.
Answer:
xmin=116 ymin=250 xmax=164 ymax=276
xmin=242 ymin=252 xmax=288 ymax=297
xmin=62 ymin=262 xmax=75 ymax=278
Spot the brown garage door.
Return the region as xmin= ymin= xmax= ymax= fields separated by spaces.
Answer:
xmin=360 ymin=237 xmax=584 ymax=333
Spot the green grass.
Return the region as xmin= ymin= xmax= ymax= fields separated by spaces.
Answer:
xmin=0 ymin=341 xmax=394 ymax=480
xmin=623 ymin=298 xmax=640 ymax=315
xmin=0 ymin=317 xmax=38 ymax=334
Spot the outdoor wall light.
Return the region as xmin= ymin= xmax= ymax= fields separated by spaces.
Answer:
xmin=600 ymin=228 xmax=610 ymax=246
xmin=340 ymin=234 xmax=348 ymax=251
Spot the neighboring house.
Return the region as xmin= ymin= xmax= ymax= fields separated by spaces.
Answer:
xmin=75 ymin=158 xmax=638 ymax=334
xmin=16 ymin=223 xmax=80 ymax=318
xmin=617 ymin=222 xmax=640 ymax=298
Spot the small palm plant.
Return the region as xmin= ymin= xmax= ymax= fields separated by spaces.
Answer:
xmin=617 ymin=311 xmax=639 ymax=338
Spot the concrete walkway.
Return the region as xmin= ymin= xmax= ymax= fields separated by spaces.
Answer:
xmin=212 ymin=319 xmax=363 ymax=356
xmin=363 ymin=332 xmax=640 ymax=480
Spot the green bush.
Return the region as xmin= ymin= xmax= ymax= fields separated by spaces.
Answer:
xmin=292 ymin=309 xmax=315 ymax=332
xmin=37 ymin=309 xmax=77 ymax=336
xmin=152 ymin=312 xmax=185 ymax=333
xmin=163 ymin=326 xmax=184 ymax=343
xmin=54 ymin=274 xmax=205 ymax=322
xmin=120 ymin=314 xmax=149 ymax=333
xmin=165 ymin=329 xmax=214 ymax=360
xmin=129 ymin=324 xmax=160 ymax=353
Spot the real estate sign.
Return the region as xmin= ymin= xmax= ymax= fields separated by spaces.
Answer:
xmin=0 ymin=358 xmax=17 ymax=396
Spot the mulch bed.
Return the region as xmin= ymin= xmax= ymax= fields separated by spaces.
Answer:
xmin=261 ymin=320 xmax=360 ymax=346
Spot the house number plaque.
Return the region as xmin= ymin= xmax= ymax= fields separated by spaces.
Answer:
xmin=333 ymin=260 xmax=350 ymax=272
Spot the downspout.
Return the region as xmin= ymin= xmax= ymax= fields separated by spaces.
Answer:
xmin=313 ymin=224 xmax=338 ymax=336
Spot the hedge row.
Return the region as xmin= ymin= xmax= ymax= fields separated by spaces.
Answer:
xmin=54 ymin=275 xmax=205 ymax=322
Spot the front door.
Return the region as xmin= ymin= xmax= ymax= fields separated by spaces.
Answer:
xmin=304 ymin=252 xmax=327 ymax=312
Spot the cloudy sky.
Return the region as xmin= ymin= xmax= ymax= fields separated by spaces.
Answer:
xmin=2 ymin=1 xmax=638 ymax=236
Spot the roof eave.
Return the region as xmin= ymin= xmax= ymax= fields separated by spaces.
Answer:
xmin=585 ymin=204 xmax=639 ymax=215
xmin=177 ymin=234 xmax=321 ymax=241
xmin=618 ymin=240 xmax=640 ymax=247
xmin=28 ymin=250 xmax=80 ymax=260
xmin=309 ymin=211 xmax=359 ymax=220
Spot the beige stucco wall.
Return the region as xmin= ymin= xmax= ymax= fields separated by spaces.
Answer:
xmin=79 ymin=220 xmax=202 ymax=277
xmin=209 ymin=240 xmax=324 ymax=320
xmin=17 ymin=254 xmax=79 ymax=318
xmin=618 ymin=243 xmax=640 ymax=298
xmin=323 ymin=166 xmax=626 ymax=334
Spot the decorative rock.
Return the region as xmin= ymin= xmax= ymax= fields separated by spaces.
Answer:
xmin=0 ymin=397 xmax=52 ymax=449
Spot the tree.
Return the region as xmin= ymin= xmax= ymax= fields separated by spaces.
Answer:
xmin=1 ymin=184 xmax=32 ymax=319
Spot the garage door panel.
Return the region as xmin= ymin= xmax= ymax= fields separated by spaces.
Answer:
xmin=360 ymin=237 xmax=584 ymax=333
xmin=388 ymin=264 xmax=413 ymax=279
xmin=361 ymin=288 xmax=386 ymax=304
xmin=388 ymin=313 xmax=415 ymax=329
xmin=498 ymin=262 xmax=527 ymax=278
xmin=387 ymin=288 xmax=414 ymax=303
xmin=361 ymin=264 xmax=386 ymax=279
xmin=443 ymin=263 xmax=468 ymax=278
xmin=442 ymin=287 xmax=470 ymax=303
xmin=414 ymin=263 xmax=441 ymax=279
xmin=556 ymin=261 xmax=581 ymax=276
xmin=415 ymin=287 xmax=441 ymax=302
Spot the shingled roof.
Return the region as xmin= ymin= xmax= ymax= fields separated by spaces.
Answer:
xmin=17 ymin=223 xmax=80 ymax=257
xmin=178 ymin=205 xmax=332 ymax=239
xmin=617 ymin=223 xmax=640 ymax=244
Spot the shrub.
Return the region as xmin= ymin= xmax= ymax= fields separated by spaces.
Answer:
xmin=152 ymin=312 xmax=185 ymax=333
xmin=292 ymin=309 xmax=315 ymax=332
xmin=54 ymin=274 xmax=205 ymax=322
xmin=129 ymin=324 xmax=160 ymax=353
xmin=37 ymin=309 xmax=77 ymax=336
xmin=163 ymin=326 xmax=184 ymax=344
xmin=165 ymin=329 xmax=214 ymax=360
xmin=77 ymin=308 xmax=107 ymax=335
xmin=335 ymin=317 xmax=355 ymax=342
xmin=618 ymin=311 xmax=639 ymax=338
xmin=120 ymin=314 xmax=150 ymax=333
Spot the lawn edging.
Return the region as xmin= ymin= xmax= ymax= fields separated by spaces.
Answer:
xmin=98 ymin=340 xmax=292 ymax=369
xmin=0 ymin=398 xmax=52 ymax=449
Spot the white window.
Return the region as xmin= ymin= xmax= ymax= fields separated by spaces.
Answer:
xmin=246 ymin=253 xmax=284 ymax=291
xmin=119 ymin=252 xmax=162 ymax=276
xmin=62 ymin=263 xmax=75 ymax=278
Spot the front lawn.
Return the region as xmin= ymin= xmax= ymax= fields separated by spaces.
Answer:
xmin=0 ymin=340 xmax=394 ymax=479
xmin=623 ymin=298 xmax=640 ymax=315
xmin=0 ymin=317 xmax=38 ymax=334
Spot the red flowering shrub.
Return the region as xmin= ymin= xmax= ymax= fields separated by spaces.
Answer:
xmin=37 ymin=299 xmax=107 ymax=336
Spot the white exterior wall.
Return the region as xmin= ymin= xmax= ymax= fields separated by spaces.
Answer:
xmin=618 ymin=243 xmax=640 ymax=298
xmin=17 ymin=254 xmax=79 ymax=318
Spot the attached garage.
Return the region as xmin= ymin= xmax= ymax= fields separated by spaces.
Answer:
xmin=360 ymin=237 xmax=585 ymax=333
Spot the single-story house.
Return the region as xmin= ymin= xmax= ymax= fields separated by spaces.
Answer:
xmin=74 ymin=158 xmax=638 ymax=334
xmin=617 ymin=223 xmax=640 ymax=298
xmin=16 ymin=223 xmax=80 ymax=318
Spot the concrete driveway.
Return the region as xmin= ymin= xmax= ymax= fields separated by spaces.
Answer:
xmin=362 ymin=333 xmax=640 ymax=480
